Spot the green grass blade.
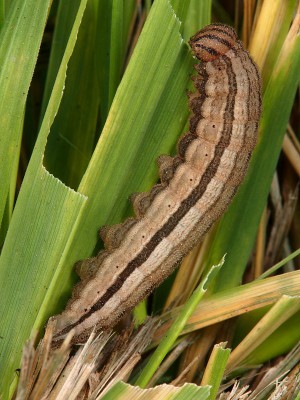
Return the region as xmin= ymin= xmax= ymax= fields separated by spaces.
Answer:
xmin=0 ymin=0 xmax=4 ymax=27
xmin=135 ymin=258 xmax=224 ymax=388
xmin=0 ymin=0 xmax=88 ymax=395
xmin=108 ymin=0 xmax=124 ymax=112
xmin=171 ymin=0 xmax=191 ymax=23
xmin=0 ymin=176 xmax=87 ymax=396
xmin=40 ymin=1 xmax=80 ymax=117
xmin=122 ymin=0 xmax=136 ymax=48
xmin=0 ymin=0 xmax=13 ymax=30
xmin=201 ymin=343 xmax=231 ymax=400
xmin=0 ymin=0 xmax=51 ymax=226
xmin=97 ymin=0 xmax=129 ymax=123
xmin=44 ymin=0 xmax=100 ymax=188
xmin=258 ymin=248 xmax=300 ymax=280
xmin=183 ymin=0 xmax=212 ymax=39
xmin=0 ymin=122 xmax=21 ymax=244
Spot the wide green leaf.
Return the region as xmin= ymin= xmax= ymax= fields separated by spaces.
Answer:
xmin=0 ymin=0 xmax=51 ymax=231
xmin=0 ymin=0 xmax=88 ymax=395
xmin=100 ymin=381 xmax=211 ymax=400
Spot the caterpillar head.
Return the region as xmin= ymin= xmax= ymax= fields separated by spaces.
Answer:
xmin=189 ymin=23 xmax=239 ymax=62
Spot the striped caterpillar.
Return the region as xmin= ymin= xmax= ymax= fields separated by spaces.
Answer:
xmin=50 ymin=23 xmax=262 ymax=346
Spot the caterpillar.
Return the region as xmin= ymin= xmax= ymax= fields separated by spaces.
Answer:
xmin=50 ymin=23 xmax=262 ymax=346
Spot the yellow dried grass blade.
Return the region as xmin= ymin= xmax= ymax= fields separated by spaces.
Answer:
xmin=226 ymin=295 xmax=300 ymax=372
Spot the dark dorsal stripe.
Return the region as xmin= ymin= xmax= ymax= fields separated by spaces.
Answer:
xmin=194 ymin=43 xmax=220 ymax=57
xmin=56 ymin=56 xmax=238 ymax=337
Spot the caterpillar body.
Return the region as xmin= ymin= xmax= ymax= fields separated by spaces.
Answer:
xmin=50 ymin=24 xmax=262 ymax=345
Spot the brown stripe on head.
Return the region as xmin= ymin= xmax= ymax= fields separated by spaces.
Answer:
xmin=189 ymin=24 xmax=238 ymax=62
